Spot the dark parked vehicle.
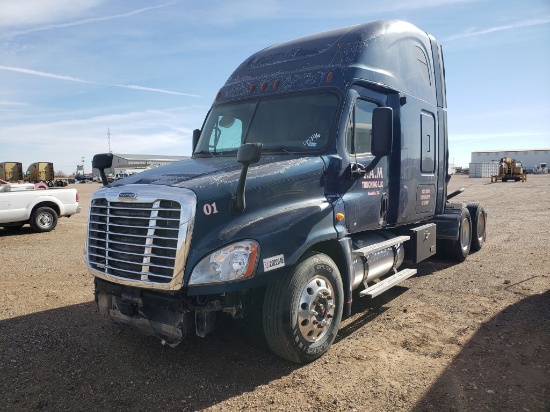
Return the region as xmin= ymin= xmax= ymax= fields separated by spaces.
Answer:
xmin=87 ymin=20 xmax=486 ymax=363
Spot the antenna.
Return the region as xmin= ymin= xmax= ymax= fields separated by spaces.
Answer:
xmin=108 ymin=126 xmax=112 ymax=153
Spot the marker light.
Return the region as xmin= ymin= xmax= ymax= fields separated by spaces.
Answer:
xmin=273 ymin=79 xmax=280 ymax=90
xmin=249 ymin=84 xmax=256 ymax=94
xmin=336 ymin=212 xmax=345 ymax=221
xmin=260 ymin=81 xmax=268 ymax=92
xmin=326 ymin=71 xmax=333 ymax=84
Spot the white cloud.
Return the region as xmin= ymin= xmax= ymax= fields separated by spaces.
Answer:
xmin=441 ymin=17 xmax=550 ymax=42
xmin=0 ymin=0 xmax=106 ymax=29
xmin=450 ymin=131 xmax=547 ymax=144
xmin=0 ymin=101 xmax=28 ymax=106
xmin=0 ymin=65 xmax=94 ymax=83
xmin=0 ymin=106 xmax=207 ymax=171
xmin=0 ymin=65 xmax=200 ymax=97
xmin=175 ymin=0 xmax=479 ymax=24
xmin=3 ymin=1 xmax=178 ymax=37
xmin=121 ymin=84 xmax=200 ymax=97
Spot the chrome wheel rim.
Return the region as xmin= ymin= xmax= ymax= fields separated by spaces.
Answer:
xmin=37 ymin=212 xmax=53 ymax=229
xmin=477 ymin=212 xmax=486 ymax=243
xmin=461 ymin=216 xmax=471 ymax=252
xmin=298 ymin=276 xmax=335 ymax=343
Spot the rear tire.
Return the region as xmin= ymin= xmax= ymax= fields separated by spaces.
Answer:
xmin=263 ymin=252 xmax=343 ymax=364
xmin=467 ymin=202 xmax=486 ymax=252
xmin=30 ymin=206 xmax=58 ymax=232
xmin=443 ymin=207 xmax=472 ymax=262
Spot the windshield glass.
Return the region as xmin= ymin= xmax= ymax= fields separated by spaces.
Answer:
xmin=194 ymin=92 xmax=339 ymax=155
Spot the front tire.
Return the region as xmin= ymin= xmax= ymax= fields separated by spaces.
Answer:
xmin=263 ymin=253 xmax=343 ymax=364
xmin=30 ymin=206 xmax=58 ymax=232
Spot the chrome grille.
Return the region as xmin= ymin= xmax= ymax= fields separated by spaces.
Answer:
xmin=87 ymin=185 xmax=196 ymax=290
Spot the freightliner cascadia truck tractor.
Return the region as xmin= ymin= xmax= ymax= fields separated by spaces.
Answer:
xmin=87 ymin=20 xmax=487 ymax=363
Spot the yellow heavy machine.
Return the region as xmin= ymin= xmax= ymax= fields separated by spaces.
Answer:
xmin=491 ymin=157 xmax=526 ymax=182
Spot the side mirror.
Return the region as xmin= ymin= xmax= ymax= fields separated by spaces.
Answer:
xmin=192 ymin=129 xmax=201 ymax=152
xmin=232 ymin=143 xmax=263 ymax=213
xmin=92 ymin=153 xmax=113 ymax=169
xmin=92 ymin=153 xmax=113 ymax=186
xmin=237 ymin=142 xmax=262 ymax=165
xmin=371 ymin=107 xmax=393 ymax=157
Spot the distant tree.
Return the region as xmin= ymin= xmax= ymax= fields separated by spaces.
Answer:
xmin=56 ymin=170 xmax=67 ymax=178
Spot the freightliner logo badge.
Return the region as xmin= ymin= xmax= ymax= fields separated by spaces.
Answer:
xmin=118 ymin=192 xmax=137 ymax=199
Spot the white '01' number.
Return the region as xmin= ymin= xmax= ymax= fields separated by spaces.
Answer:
xmin=203 ymin=202 xmax=218 ymax=215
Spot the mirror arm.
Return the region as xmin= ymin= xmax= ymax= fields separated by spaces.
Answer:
xmin=99 ymin=169 xmax=109 ymax=186
xmin=230 ymin=143 xmax=263 ymax=214
xmin=232 ymin=164 xmax=250 ymax=213
xmin=363 ymin=156 xmax=382 ymax=175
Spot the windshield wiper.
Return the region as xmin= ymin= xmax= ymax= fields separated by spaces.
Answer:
xmin=193 ymin=150 xmax=216 ymax=157
xmin=262 ymin=146 xmax=301 ymax=155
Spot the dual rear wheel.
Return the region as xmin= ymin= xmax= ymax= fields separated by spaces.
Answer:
xmin=441 ymin=203 xmax=486 ymax=262
xmin=262 ymin=204 xmax=487 ymax=363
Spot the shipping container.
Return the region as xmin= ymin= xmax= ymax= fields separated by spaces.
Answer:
xmin=469 ymin=162 xmax=499 ymax=178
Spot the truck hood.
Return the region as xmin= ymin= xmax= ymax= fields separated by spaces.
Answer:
xmin=111 ymin=155 xmax=323 ymax=201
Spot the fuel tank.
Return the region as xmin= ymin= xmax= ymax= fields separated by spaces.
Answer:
xmin=351 ymin=232 xmax=405 ymax=289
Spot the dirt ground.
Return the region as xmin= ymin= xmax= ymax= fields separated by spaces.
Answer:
xmin=0 ymin=174 xmax=548 ymax=412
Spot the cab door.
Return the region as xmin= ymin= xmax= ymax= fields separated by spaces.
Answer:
xmin=340 ymin=88 xmax=389 ymax=234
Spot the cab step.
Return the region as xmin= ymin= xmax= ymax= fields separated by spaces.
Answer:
xmin=353 ymin=235 xmax=410 ymax=258
xmin=359 ymin=268 xmax=417 ymax=298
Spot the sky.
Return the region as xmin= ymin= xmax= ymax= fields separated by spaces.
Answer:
xmin=0 ymin=0 xmax=549 ymax=173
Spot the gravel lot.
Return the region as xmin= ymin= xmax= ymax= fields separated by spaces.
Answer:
xmin=1 ymin=174 xmax=549 ymax=411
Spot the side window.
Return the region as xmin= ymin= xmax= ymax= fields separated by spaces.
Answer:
xmin=347 ymin=99 xmax=378 ymax=154
xmin=421 ymin=112 xmax=436 ymax=173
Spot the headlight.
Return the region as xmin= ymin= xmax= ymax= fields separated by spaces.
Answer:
xmin=189 ymin=240 xmax=259 ymax=285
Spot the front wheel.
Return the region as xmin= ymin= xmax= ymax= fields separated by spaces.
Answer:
xmin=263 ymin=252 xmax=343 ymax=364
xmin=30 ymin=206 xmax=58 ymax=232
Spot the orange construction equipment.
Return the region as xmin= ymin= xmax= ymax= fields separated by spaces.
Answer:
xmin=490 ymin=157 xmax=526 ymax=182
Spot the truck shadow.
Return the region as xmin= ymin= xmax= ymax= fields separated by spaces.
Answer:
xmin=411 ymin=290 xmax=550 ymax=412
xmin=0 ymin=287 xmax=414 ymax=411
xmin=336 ymin=287 xmax=406 ymax=343
xmin=0 ymin=227 xmax=36 ymax=237
xmin=413 ymin=255 xmax=459 ymax=276
xmin=0 ymin=302 xmax=297 ymax=411
xmin=335 ymin=255 xmax=457 ymax=343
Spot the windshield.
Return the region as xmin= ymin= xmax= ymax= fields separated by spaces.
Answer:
xmin=194 ymin=92 xmax=339 ymax=155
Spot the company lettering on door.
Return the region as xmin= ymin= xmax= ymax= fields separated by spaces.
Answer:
xmin=362 ymin=167 xmax=384 ymax=195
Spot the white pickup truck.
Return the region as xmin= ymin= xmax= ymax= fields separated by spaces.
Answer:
xmin=0 ymin=181 xmax=80 ymax=232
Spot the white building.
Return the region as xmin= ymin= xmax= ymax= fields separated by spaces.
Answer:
xmin=471 ymin=149 xmax=550 ymax=173
xmin=92 ymin=153 xmax=189 ymax=178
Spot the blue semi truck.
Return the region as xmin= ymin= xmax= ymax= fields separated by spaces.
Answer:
xmin=87 ymin=20 xmax=486 ymax=363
